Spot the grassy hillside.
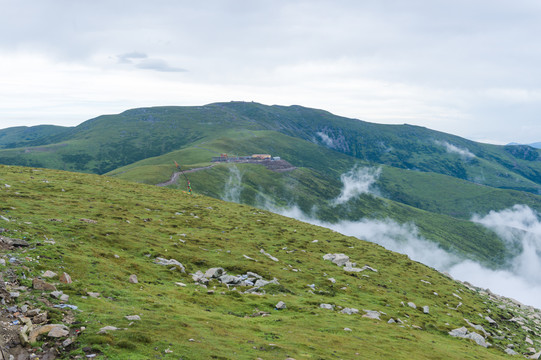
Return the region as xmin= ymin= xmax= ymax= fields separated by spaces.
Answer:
xmin=1 ymin=165 xmax=539 ymax=359
xmin=108 ymin=131 xmax=541 ymax=268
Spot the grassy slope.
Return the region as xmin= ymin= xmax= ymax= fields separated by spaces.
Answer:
xmin=109 ymin=131 xmax=536 ymax=268
xmin=0 ymin=165 xmax=533 ymax=359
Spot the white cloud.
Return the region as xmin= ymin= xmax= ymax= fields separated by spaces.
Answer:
xmin=332 ymin=166 xmax=381 ymax=205
xmin=435 ymin=140 xmax=476 ymax=159
xmin=2 ymin=1 xmax=541 ymax=143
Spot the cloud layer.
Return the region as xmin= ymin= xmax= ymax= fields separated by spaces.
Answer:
xmin=2 ymin=1 xmax=541 ymax=143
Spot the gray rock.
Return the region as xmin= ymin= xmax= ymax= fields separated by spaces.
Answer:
xmin=361 ymin=265 xmax=378 ymax=272
xmin=504 ymin=348 xmax=518 ymax=356
xmin=276 ymin=301 xmax=286 ymax=310
xmin=407 ymin=302 xmax=417 ymax=309
xmin=204 ymin=267 xmax=225 ymax=279
xmin=332 ymin=254 xmax=350 ymax=266
xmin=192 ymin=270 xmax=205 ymax=282
xmin=246 ymin=271 xmax=263 ymax=279
xmin=388 ymin=318 xmax=396 ymax=324
xmin=60 ymin=294 xmax=69 ymax=301
xmin=528 ymin=351 xmax=541 ymax=359
xmin=464 ymin=332 xmax=490 ymax=348
xmin=154 ymin=257 xmax=186 ymax=272
xmin=485 ymin=316 xmax=497 ymax=326
xmin=42 ymin=270 xmax=57 ymax=278
xmin=129 ymin=274 xmax=138 ymax=284
xmin=219 ymin=274 xmax=240 ymax=285
xmin=260 ymin=249 xmax=279 ymax=262
xmin=448 ymin=327 xmax=469 ymax=337
xmin=341 ymin=307 xmax=359 ymax=315
xmin=344 ymin=327 xmax=352 ymax=331
xmin=97 ymin=326 xmax=121 ymax=334
xmin=422 ymin=306 xmax=429 ymax=314
xmin=50 ymin=291 xmax=63 ymax=299
xmin=362 ymin=310 xmax=381 ymax=320
xmin=320 ymin=304 xmax=334 ymax=310
xmin=125 ymin=315 xmax=141 ymax=321
xmin=48 ymin=326 xmax=69 ymax=338
xmin=63 ymin=338 xmax=74 ymax=347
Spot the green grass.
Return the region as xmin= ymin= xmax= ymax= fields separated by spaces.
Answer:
xmin=0 ymin=164 xmax=537 ymax=359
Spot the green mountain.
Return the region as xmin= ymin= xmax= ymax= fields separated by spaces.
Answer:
xmin=0 ymin=165 xmax=538 ymax=359
xmin=1 ymin=102 xmax=541 ymax=269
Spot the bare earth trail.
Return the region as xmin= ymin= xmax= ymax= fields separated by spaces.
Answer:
xmin=156 ymin=165 xmax=217 ymax=187
xmin=155 ymin=159 xmax=296 ymax=187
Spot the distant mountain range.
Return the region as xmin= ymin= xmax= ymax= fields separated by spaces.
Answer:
xmin=508 ymin=141 xmax=541 ymax=149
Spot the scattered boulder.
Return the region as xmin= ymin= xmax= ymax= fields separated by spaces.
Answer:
xmin=59 ymin=272 xmax=72 ymax=284
xmin=42 ymin=270 xmax=57 ymax=278
xmin=154 ymin=257 xmax=186 ymax=272
xmin=275 ymin=301 xmax=287 ymax=310
xmin=97 ymin=326 xmax=122 ymax=334
xmin=48 ymin=326 xmax=69 ymax=338
xmin=407 ymin=302 xmax=417 ymax=309
xmin=32 ymin=278 xmax=57 ymax=291
xmin=320 ymin=304 xmax=334 ymax=310
xmin=260 ymin=249 xmax=279 ymax=262
xmin=341 ymin=308 xmax=359 ymax=315
xmin=128 ymin=274 xmax=138 ymax=284
xmin=448 ymin=327 xmax=490 ymax=348
xmin=362 ymin=310 xmax=381 ymax=320
xmin=423 ymin=306 xmax=429 ymax=314
xmin=87 ymin=292 xmax=100 ymax=298
xmin=28 ymin=324 xmax=69 ymax=343
xmin=125 ymin=315 xmax=141 ymax=321
xmin=204 ymin=267 xmax=225 ymax=279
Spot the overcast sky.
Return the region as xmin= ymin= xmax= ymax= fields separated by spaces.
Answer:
xmin=1 ymin=0 xmax=541 ymax=144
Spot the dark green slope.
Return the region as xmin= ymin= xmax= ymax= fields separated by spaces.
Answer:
xmin=1 ymin=102 xmax=541 ymax=193
xmin=0 ymin=124 xmax=70 ymax=149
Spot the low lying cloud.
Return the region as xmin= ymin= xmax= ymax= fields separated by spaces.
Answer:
xmin=271 ymin=204 xmax=541 ymax=309
xmin=332 ymin=165 xmax=381 ymax=205
xmin=316 ymin=132 xmax=335 ymax=148
xmin=435 ymin=140 xmax=476 ymax=160
xmin=222 ymin=166 xmax=243 ymax=203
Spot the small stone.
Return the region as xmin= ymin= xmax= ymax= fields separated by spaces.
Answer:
xmin=87 ymin=292 xmax=100 ymax=298
xmin=42 ymin=270 xmax=57 ymax=278
xmin=175 ymin=282 xmax=187 ymax=287
xmin=60 ymin=294 xmax=69 ymax=301
xmin=125 ymin=315 xmax=141 ymax=321
xmin=33 ymin=278 xmax=57 ymax=291
xmin=63 ymin=338 xmax=74 ymax=347
xmin=276 ymin=301 xmax=287 ymax=310
xmin=423 ymin=306 xmax=429 ymax=314
xmin=344 ymin=327 xmax=352 ymax=331
xmin=341 ymin=308 xmax=359 ymax=315
xmin=48 ymin=326 xmax=69 ymax=338
xmin=97 ymin=326 xmax=120 ymax=334
xmin=129 ymin=274 xmax=138 ymax=284
xmin=114 ymin=254 xmax=120 ymax=258
xmin=320 ymin=304 xmax=334 ymax=310
xmin=60 ymin=272 xmax=72 ymax=284
xmin=50 ymin=290 xmax=64 ymax=299
xmin=33 ymin=312 xmax=48 ymax=324
xmin=204 ymin=267 xmax=225 ymax=279
xmin=407 ymin=302 xmax=417 ymax=309
xmin=362 ymin=310 xmax=381 ymax=320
